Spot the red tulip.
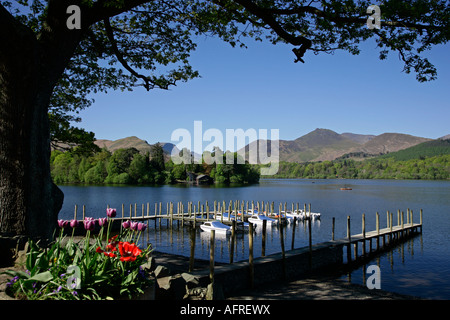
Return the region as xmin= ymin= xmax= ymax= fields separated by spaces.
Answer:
xmin=118 ymin=241 xmax=142 ymax=262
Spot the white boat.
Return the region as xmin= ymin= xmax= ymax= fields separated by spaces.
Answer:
xmin=248 ymin=214 xmax=278 ymax=225
xmin=200 ymin=221 xmax=231 ymax=235
xmin=307 ymin=212 xmax=321 ymax=220
xmin=215 ymin=212 xmax=237 ymax=221
xmin=284 ymin=210 xmax=306 ymax=220
xmin=283 ymin=210 xmax=321 ymax=220
xmin=215 ymin=213 xmax=250 ymax=231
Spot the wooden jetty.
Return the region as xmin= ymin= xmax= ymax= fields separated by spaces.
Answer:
xmin=68 ymin=201 xmax=423 ymax=297
xmin=70 ymin=201 xmax=422 ymax=267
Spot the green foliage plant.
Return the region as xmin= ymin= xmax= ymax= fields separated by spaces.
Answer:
xmin=3 ymin=208 xmax=153 ymax=300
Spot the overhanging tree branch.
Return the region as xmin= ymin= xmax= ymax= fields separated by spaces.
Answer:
xmin=103 ymin=17 xmax=167 ymax=91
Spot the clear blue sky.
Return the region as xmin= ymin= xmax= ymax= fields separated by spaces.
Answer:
xmin=77 ymin=35 xmax=450 ymax=149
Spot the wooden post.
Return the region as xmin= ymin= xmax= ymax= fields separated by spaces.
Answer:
xmin=347 ymin=216 xmax=352 ymax=263
xmin=189 ymin=224 xmax=196 ymax=272
xmin=390 ymin=212 xmax=393 ymax=244
xmin=280 ymin=219 xmax=286 ymax=279
xmin=278 ymin=203 xmax=282 ymax=225
xmin=376 ymin=212 xmax=380 ymax=250
xmin=262 ymin=219 xmax=267 ymax=257
xmin=229 ymin=221 xmax=235 ymax=264
xmin=210 ymin=230 xmax=215 ymax=284
xmin=82 ymin=205 xmax=85 ymax=220
xmin=74 ymin=204 xmax=78 ymax=221
xmin=308 ymin=214 xmax=312 ymax=268
xmin=401 ymin=210 xmax=404 ymax=229
xmin=376 ymin=212 xmax=379 ymax=234
xmin=331 ymin=217 xmax=335 ymax=241
xmin=362 ymin=213 xmax=366 ymax=238
xmin=420 ymin=209 xmax=423 ymax=225
xmin=386 ymin=211 xmax=390 ymax=229
xmin=291 ymin=216 xmax=297 ymax=250
xmin=362 ymin=214 xmax=366 ymax=257
xmin=249 ymin=223 xmax=254 ymax=289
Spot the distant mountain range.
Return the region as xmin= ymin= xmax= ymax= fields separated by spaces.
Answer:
xmin=94 ymin=129 xmax=449 ymax=163
xmin=239 ymin=128 xmax=435 ymax=163
xmin=95 ymin=136 xmax=177 ymax=160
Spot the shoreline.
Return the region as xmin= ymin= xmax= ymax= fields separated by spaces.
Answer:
xmin=0 ymin=250 xmax=424 ymax=300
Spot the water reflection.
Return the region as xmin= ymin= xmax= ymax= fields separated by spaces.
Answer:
xmin=57 ymin=179 xmax=450 ymax=299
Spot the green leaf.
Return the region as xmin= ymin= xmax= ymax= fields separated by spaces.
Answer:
xmin=1 ymin=270 xmax=30 ymax=280
xmin=27 ymin=271 xmax=53 ymax=283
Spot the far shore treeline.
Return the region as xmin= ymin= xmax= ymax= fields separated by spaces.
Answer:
xmin=264 ymin=138 xmax=450 ymax=180
xmin=50 ymin=144 xmax=260 ymax=185
xmin=266 ymin=154 xmax=450 ymax=180
xmin=51 ymin=139 xmax=450 ymax=186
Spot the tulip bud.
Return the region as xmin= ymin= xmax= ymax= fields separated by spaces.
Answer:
xmin=122 ymin=220 xmax=131 ymax=229
xmin=106 ymin=208 xmax=117 ymax=218
xmin=98 ymin=217 xmax=107 ymax=227
xmin=130 ymin=221 xmax=139 ymax=231
xmin=70 ymin=219 xmax=79 ymax=228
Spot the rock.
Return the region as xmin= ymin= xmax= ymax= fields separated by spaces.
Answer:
xmin=156 ymin=274 xmax=185 ymax=300
xmin=154 ymin=265 xmax=170 ymax=278
xmin=181 ymin=272 xmax=200 ymax=288
xmin=206 ymin=282 xmax=224 ymax=300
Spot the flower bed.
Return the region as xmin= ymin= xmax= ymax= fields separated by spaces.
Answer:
xmin=2 ymin=208 xmax=153 ymax=300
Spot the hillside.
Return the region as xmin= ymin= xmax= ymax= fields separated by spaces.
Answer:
xmin=376 ymin=138 xmax=450 ymax=161
xmin=352 ymin=133 xmax=431 ymax=155
xmin=95 ymin=136 xmax=153 ymax=153
xmin=93 ymin=130 xmax=437 ymax=165
xmin=94 ymin=136 xmax=178 ymax=159
xmin=239 ymin=129 xmax=431 ymax=163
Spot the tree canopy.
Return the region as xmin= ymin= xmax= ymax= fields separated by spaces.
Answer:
xmin=2 ymin=0 xmax=449 ymax=145
xmin=1 ymin=0 xmax=449 ymax=240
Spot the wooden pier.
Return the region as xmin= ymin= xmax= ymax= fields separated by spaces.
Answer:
xmin=70 ymin=201 xmax=422 ymax=266
xmin=68 ymin=201 xmax=423 ymax=297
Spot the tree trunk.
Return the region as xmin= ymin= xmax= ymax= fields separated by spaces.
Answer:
xmin=0 ymin=6 xmax=66 ymax=242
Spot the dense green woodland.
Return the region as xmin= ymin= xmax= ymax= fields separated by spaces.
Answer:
xmin=267 ymin=154 xmax=450 ymax=180
xmin=50 ymin=145 xmax=260 ymax=185
xmin=264 ymin=139 xmax=450 ymax=180
xmin=52 ymin=139 xmax=450 ymax=184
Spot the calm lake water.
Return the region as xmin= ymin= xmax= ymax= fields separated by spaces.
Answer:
xmin=57 ymin=179 xmax=450 ymax=299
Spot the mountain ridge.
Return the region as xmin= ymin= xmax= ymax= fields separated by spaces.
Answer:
xmin=94 ymin=129 xmax=438 ymax=163
xmin=238 ymin=128 xmax=432 ymax=163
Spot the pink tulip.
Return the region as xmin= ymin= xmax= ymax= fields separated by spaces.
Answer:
xmin=83 ymin=217 xmax=96 ymax=231
xmin=122 ymin=220 xmax=131 ymax=229
xmin=98 ymin=217 xmax=108 ymax=227
xmin=106 ymin=208 xmax=117 ymax=218
xmin=137 ymin=222 xmax=147 ymax=232
xmin=58 ymin=220 xmax=69 ymax=228
xmin=70 ymin=220 xmax=79 ymax=228
xmin=130 ymin=221 xmax=139 ymax=231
